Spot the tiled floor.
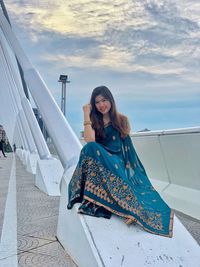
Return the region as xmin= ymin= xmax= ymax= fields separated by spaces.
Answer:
xmin=0 ymin=154 xmax=77 ymax=267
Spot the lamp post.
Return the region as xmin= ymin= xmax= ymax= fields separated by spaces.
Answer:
xmin=58 ymin=74 xmax=70 ymax=116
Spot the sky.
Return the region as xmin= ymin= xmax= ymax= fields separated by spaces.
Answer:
xmin=3 ymin=0 xmax=200 ymax=136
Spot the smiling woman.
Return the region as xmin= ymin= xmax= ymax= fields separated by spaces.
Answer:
xmin=67 ymin=86 xmax=174 ymax=238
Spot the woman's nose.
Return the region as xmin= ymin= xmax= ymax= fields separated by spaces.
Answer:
xmin=99 ymin=102 xmax=103 ymax=107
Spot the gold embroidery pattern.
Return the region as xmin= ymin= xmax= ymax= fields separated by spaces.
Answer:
xmin=69 ymin=156 xmax=163 ymax=231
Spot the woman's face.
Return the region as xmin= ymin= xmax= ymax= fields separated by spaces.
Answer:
xmin=95 ymin=94 xmax=111 ymax=115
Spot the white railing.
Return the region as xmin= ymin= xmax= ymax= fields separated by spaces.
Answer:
xmin=131 ymin=127 xmax=200 ymax=220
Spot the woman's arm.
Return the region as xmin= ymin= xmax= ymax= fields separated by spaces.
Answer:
xmin=83 ymin=104 xmax=96 ymax=143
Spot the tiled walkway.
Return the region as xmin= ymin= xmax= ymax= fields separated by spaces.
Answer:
xmin=0 ymin=153 xmax=199 ymax=267
xmin=0 ymin=153 xmax=77 ymax=267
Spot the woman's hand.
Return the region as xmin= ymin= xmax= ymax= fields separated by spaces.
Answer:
xmin=82 ymin=104 xmax=95 ymax=142
xmin=83 ymin=104 xmax=92 ymax=122
xmin=83 ymin=104 xmax=91 ymax=115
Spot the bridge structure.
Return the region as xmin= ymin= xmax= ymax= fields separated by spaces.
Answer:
xmin=0 ymin=4 xmax=199 ymax=267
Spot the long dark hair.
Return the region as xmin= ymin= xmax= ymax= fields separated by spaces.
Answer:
xmin=90 ymin=86 xmax=129 ymax=140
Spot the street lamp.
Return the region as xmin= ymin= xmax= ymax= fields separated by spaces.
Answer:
xmin=58 ymin=75 xmax=70 ymax=116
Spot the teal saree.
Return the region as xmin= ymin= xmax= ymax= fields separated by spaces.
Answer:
xmin=67 ymin=124 xmax=174 ymax=237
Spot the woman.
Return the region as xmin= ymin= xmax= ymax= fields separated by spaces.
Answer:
xmin=67 ymin=86 xmax=174 ymax=237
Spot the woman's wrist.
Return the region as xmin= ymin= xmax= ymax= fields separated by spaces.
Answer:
xmin=84 ymin=114 xmax=91 ymax=121
xmin=84 ymin=120 xmax=92 ymax=126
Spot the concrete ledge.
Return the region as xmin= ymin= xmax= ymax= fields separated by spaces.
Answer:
xmin=26 ymin=153 xmax=39 ymax=174
xmin=57 ymin=167 xmax=200 ymax=267
xmin=35 ymin=158 xmax=63 ymax=196
xmin=22 ymin=150 xmax=29 ymax=166
xmin=16 ymin=148 xmax=23 ymax=161
xmin=162 ymin=184 xmax=200 ymax=220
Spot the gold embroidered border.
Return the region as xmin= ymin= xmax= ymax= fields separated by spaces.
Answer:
xmin=84 ymin=195 xmax=174 ymax=238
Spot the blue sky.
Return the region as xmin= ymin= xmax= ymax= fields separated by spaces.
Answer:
xmin=4 ymin=0 xmax=200 ymax=136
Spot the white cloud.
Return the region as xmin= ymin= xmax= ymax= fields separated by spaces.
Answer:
xmin=4 ymin=0 xmax=200 ymax=79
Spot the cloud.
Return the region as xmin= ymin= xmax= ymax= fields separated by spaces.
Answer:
xmin=5 ymin=0 xmax=200 ymax=79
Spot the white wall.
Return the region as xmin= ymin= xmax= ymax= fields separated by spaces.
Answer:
xmin=131 ymin=127 xmax=200 ymax=219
